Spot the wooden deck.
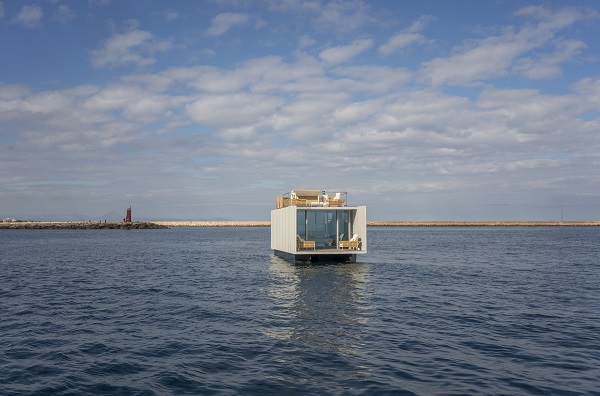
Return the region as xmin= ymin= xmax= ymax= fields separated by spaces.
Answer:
xmin=296 ymin=247 xmax=365 ymax=254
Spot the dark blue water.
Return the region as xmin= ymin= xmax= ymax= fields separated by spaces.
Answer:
xmin=1 ymin=227 xmax=599 ymax=395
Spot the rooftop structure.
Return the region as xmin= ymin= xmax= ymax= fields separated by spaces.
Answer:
xmin=271 ymin=190 xmax=367 ymax=263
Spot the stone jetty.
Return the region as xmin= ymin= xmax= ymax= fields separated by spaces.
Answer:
xmin=155 ymin=220 xmax=600 ymax=227
xmin=367 ymin=221 xmax=600 ymax=227
xmin=154 ymin=221 xmax=270 ymax=227
xmin=0 ymin=222 xmax=168 ymax=230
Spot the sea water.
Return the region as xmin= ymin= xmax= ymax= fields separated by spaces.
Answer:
xmin=1 ymin=227 xmax=599 ymax=395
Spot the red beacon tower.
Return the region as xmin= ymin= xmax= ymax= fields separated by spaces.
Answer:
xmin=125 ymin=206 xmax=132 ymax=223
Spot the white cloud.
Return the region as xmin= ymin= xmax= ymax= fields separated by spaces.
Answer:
xmin=90 ymin=29 xmax=172 ymax=68
xmin=186 ymin=93 xmax=282 ymax=127
xmin=81 ymin=82 xmax=185 ymax=122
xmin=11 ymin=5 xmax=43 ymax=28
xmin=269 ymin=0 xmax=321 ymax=13
xmin=54 ymin=4 xmax=75 ymax=24
xmin=379 ymin=33 xmax=426 ymax=56
xmin=332 ymin=65 xmax=412 ymax=94
xmin=88 ymin=0 xmax=111 ymax=9
xmin=512 ymin=39 xmax=586 ymax=79
xmin=165 ymin=11 xmax=179 ymax=21
xmin=333 ymin=100 xmax=380 ymax=124
xmin=315 ymin=0 xmax=371 ymax=32
xmin=298 ymin=35 xmax=315 ymax=49
xmin=572 ymin=77 xmax=600 ymax=111
xmin=419 ymin=7 xmax=591 ymax=86
xmin=2 ymin=4 xmax=600 ymax=220
xmin=0 ymin=83 xmax=30 ymax=100
xmin=3 ymin=63 xmax=598 ymax=219
xmin=420 ymin=37 xmax=524 ymax=86
xmin=319 ymin=39 xmax=373 ymax=65
xmin=379 ymin=15 xmax=435 ymax=56
xmin=206 ymin=12 xmax=250 ymax=36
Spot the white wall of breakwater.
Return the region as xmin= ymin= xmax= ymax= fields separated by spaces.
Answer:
xmin=154 ymin=221 xmax=600 ymax=227
xmin=154 ymin=221 xmax=270 ymax=227
xmin=2 ymin=221 xmax=599 ymax=229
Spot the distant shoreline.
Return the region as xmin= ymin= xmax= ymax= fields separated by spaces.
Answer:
xmin=155 ymin=221 xmax=600 ymax=227
xmin=0 ymin=221 xmax=168 ymax=229
xmin=2 ymin=220 xmax=599 ymax=229
xmin=367 ymin=221 xmax=600 ymax=227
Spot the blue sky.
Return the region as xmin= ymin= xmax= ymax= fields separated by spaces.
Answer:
xmin=1 ymin=0 xmax=600 ymax=221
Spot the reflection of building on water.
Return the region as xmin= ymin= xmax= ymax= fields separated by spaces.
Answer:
xmin=265 ymin=256 xmax=371 ymax=355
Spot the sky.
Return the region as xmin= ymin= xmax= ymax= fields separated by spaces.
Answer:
xmin=1 ymin=0 xmax=600 ymax=221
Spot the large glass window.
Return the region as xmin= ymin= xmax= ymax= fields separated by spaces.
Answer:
xmin=297 ymin=209 xmax=354 ymax=249
xmin=338 ymin=210 xmax=351 ymax=241
xmin=296 ymin=209 xmax=306 ymax=238
xmin=307 ymin=210 xmax=336 ymax=249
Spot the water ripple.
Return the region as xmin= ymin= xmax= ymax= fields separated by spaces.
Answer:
xmin=1 ymin=227 xmax=599 ymax=394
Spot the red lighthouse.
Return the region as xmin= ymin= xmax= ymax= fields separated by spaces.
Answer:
xmin=125 ymin=206 xmax=132 ymax=223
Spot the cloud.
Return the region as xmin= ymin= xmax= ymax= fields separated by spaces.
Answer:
xmin=298 ymin=35 xmax=315 ymax=49
xmin=2 ymin=4 xmax=600 ymax=220
xmin=90 ymin=29 xmax=172 ymax=68
xmin=268 ymin=0 xmax=321 ymax=13
xmin=88 ymin=0 xmax=111 ymax=9
xmin=419 ymin=6 xmax=591 ymax=86
xmin=2 ymin=60 xmax=598 ymax=219
xmin=379 ymin=33 xmax=426 ymax=56
xmin=331 ymin=65 xmax=412 ymax=94
xmin=512 ymin=39 xmax=586 ymax=79
xmin=315 ymin=0 xmax=371 ymax=32
xmin=54 ymin=4 xmax=76 ymax=24
xmin=186 ymin=93 xmax=282 ymax=127
xmin=269 ymin=0 xmax=372 ymax=33
xmin=165 ymin=11 xmax=179 ymax=21
xmin=206 ymin=12 xmax=250 ymax=36
xmin=11 ymin=5 xmax=43 ymax=28
xmin=319 ymin=39 xmax=373 ymax=65
xmin=0 ymin=2 xmax=4 ymax=19
xmin=379 ymin=15 xmax=435 ymax=56
xmin=83 ymin=84 xmax=181 ymax=121
xmin=572 ymin=77 xmax=600 ymax=111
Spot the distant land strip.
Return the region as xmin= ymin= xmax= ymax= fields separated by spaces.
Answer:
xmin=0 ymin=222 xmax=168 ymax=229
xmin=154 ymin=221 xmax=600 ymax=227
xmin=154 ymin=221 xmax=270 ymax=227
xmin=2 ymin=221 xmax=600 ymax=229
xmin=367 ymin=221 xmax=600 ymax=227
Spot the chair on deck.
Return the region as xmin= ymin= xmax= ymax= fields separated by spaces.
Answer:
xmin=297 ymin=235 xmax=315 ymax=250
xmin=339 ymin=233 xmax=360 ymax=250
xmin=328 ymin=192 xmax=345 ymax=207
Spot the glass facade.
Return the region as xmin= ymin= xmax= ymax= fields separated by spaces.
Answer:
xmin=297 ymin=209 xmax=354 ymax=250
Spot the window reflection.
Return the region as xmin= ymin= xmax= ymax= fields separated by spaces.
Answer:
xmin=296 ymin=209 xmax=355 ymax=250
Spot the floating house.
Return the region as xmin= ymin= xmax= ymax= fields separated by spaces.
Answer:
xmin=271 ymin=190 xmax=367 ymax=263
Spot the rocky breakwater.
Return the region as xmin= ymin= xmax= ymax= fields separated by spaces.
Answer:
xmin=0 ymin=222 xmax=169 ymax=230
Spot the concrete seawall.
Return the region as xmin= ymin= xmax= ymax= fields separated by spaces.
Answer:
xmin=155 ymin=221 xmax=600 ymax=227
xmin=367 ymin=221 xmax=600 ymax=227
xmin=3 ymin=221 xmax=599 ymax=229
xmin=154 ymin=221 xmax=270 ymax=227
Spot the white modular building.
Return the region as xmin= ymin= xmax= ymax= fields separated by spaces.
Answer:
xmin=271 ymin=190 xmax=367 ymax=263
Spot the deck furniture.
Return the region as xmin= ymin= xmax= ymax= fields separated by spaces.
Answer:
xmin=339 ymin=233 xmax=361 ymax=250
xmin=297 ymin=235 xmax=316 ymax=250
xmin=328 ymin=192 xmax=345 ymax=207
xmin=278 ymin=191 xmax=346 ymax=208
